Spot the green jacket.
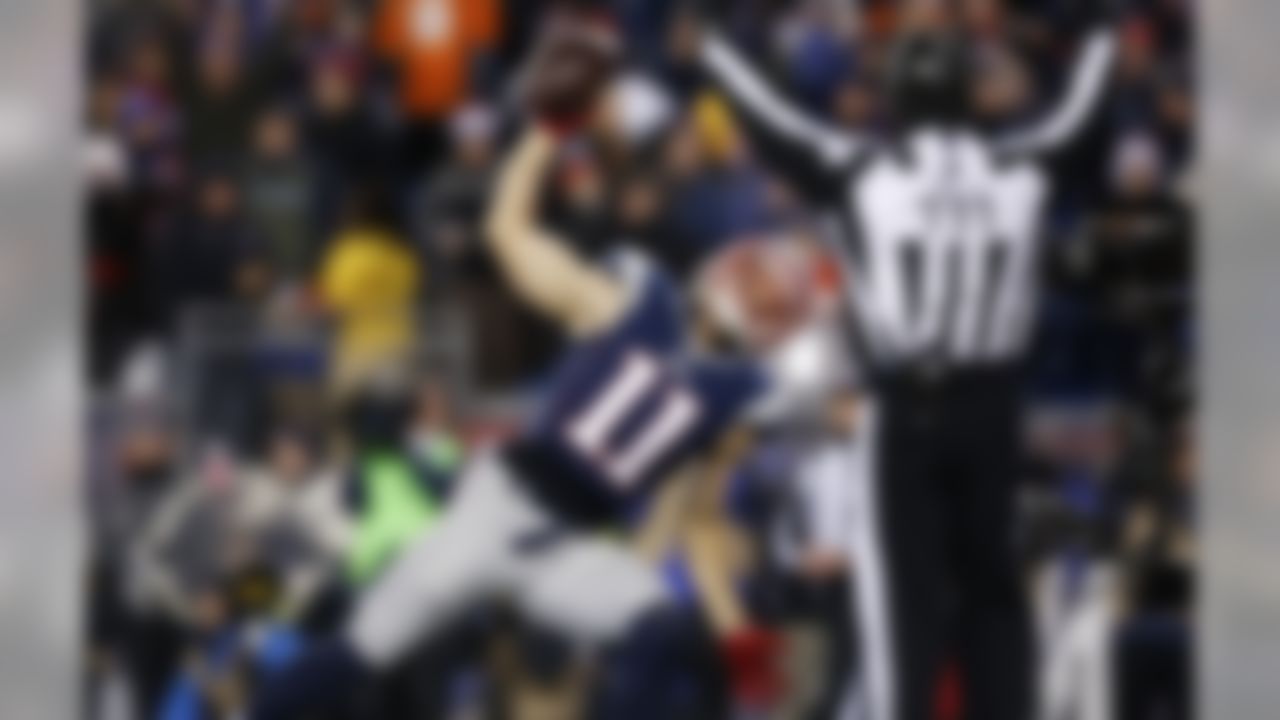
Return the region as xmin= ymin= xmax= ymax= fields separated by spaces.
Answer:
xmin=345 ymin=452 xmax=442 ymax=585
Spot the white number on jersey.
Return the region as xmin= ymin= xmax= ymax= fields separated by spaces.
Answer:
xmin=565 ymin=351 xmax=703 ymax=490
xmin=851 ymin=134 xmax=1047 ymax=363
xmin=412 ymin=0 xmax=454 ymax=45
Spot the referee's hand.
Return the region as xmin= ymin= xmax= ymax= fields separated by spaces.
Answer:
xmin=1009 ymin=0 xmax=1122 ymax=31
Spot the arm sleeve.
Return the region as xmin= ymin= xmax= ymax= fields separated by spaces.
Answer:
xmin=994 ymin=28 xmax=1117 ymax=159
xmin=485 ymin=130 xmax=630 ymax=336
xmin=128 ymin=481 xmax=198 ymax=621
xmin=747 ymin=321 xmax=853 ymax=428
xmin=699 ymin=30 xmax=862 ymax=202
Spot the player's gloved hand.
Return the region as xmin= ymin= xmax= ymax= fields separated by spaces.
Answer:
xmin=521 ymin=8 xmax=622 ymax=137
xmin=720 ymin=626 xmax=784 ymax=708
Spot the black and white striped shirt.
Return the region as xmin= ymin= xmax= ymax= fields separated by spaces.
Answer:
xmin=700 ymin=28 xmax=1116 ymax=372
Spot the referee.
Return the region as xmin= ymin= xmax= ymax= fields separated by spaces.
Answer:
xmin=690 ymin=4 xmax=1118 ymax=719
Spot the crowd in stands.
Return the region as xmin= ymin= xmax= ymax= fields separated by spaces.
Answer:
xmin=85 ymin=1 xmax=1194 ymax=718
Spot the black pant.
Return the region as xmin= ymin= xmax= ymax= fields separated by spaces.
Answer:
xmin=1116 ymin=613 xmax=1192 ymax=720
xmin=122 ymin=611 xmax=183 ymax=720
xmin=862 ymin=368 xmax=1032 ymax=720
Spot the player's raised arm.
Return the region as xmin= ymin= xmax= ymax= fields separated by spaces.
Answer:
xmin=484 ymin=11 xmax=630 ymax=336
xmin=483 ymin=127 xmax=627 ymax=336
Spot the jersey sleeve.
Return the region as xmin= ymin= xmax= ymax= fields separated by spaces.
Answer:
xmin=699 ymin=29 xmax=864 ymax=204
xmin=602 ymin=248 xmax=686 ymax=352
xmin=746 ymin=321 xmax=853 ymax=427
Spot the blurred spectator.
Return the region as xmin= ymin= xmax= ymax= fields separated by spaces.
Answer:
xmin=252 ymin=0 xmax=347 ymax=95
xmin=767 ymin=391 xmax=864 ymax=720
xmin=88 ymin=74 xmax=128 ymax=171
xmin=417 ymin=102 xmax=498 ymax=286
xmin=830 ymin=76 xmax=878 ymax=132
xmin=373 ymin=0 xmax=503 ymax=175
xmin=243 ymin=107 xmax=315 ymax=285
xmin=154 ymin=573 xmax=308 ymax=720
xmin=1085 ymin=133 xmax=1192 ymax=409
xmin=655 ymin=4 xmax=706 ymax=99
xmin=87 ymin=408 xmax=182 ymax=720
xmin=303 ymin=54 xmax=387 ymax=239
xmin=972 ymin=44 xmax=1034 ymax=130
xmin=406 ymin=377 xmax=465 ymax=492
xmin=141 ymin=170 xmax=271 ymax=449
xmin=551 ymin=151 xmax=613 ymax=258
xmin=1115 ymin=416 xmax=1195 ymax=720
xmin=124 ymin=432 xmax=344 ymax=714
xmin=155 ymin=584 xmax=245 ymax=720
xmin=121 ymin=443 xmax=242 ymax=720
xmin=1110 ymin=16 xmax=1162 ymax=131
xmin=661 ymin=98 xmax=778 ymax=257
xmin=236 ymin=428 xmax=351 ymax=620
xmin=605 ymin=72 xmax=679 ymax=148
xmin=895 ymin=0 xmax=954 ymax=34
xmin=183 ymin=38 xmax=258 ymax=168
xmin=613 ymin=170 xmax=696 ymax=276
xmin=1156 ymin=72 xmax=1194 ymax=172
xmin=88 ymin=103 xmax=149 ymax=385
xmin=1024 ymin=403 xmax=1125 ymax=720
xmin=116 ymin=33 xmax=183 ymax=190
xmin=341 ymin=377 xmax=443 ymax=585
xmin=962 ymin=0 xmax=1006 ymax=40
xmin=317 ymin=186 xmax=421 ymax=393
xmin=772 ymin=0 xmax=860 ymax=112
xmin=146 ymin=170 xmax=267 ymax=336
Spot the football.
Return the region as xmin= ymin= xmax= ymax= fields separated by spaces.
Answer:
xmin=523 ymin=9 xmax=623 ymax=130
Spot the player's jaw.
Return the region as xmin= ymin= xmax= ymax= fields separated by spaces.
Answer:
xmin=692 ymin=232 xmax=826 ymax=354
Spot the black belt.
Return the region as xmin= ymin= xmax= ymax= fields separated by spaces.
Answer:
xmin=872 ymin=360 xmax=1023 ymax=395
xmin=502 ymin=440 xmax=621 ymax=530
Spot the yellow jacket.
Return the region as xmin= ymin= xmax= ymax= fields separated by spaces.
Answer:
xmin=319 ymin=227 xmax=420 ymax=387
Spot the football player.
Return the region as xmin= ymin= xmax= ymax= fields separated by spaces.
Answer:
xmin=252 ymin=12 xmax=837 ymax=719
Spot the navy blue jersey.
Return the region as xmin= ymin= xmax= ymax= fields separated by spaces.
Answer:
xmin=505 ymin=254 xmax=769 ymax=526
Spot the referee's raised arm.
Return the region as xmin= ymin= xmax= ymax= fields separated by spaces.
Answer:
xmin=693 ymin=22 xmax=866 ymax=202
xmin=995 ymin=5 xmax=1120 ymax=159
